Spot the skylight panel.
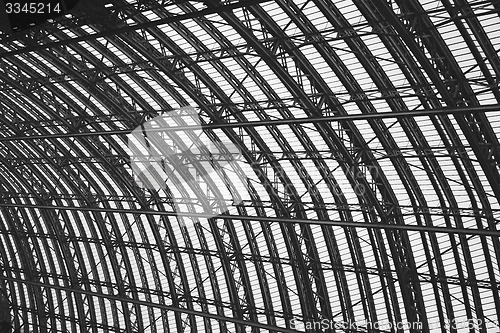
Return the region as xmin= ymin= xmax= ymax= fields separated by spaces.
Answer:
xmin=151 ymin=75 xmax=193 ymax=109
xmin=400 ymin=95 xmax=421 ymax=110
xmin=377 ymin=150 xmax=412 ymax=202
xmin=36 ymin=164 xmax=65 ymax=191
xmin=485 ymin=112 xmax=500 ymax=144
xmin=183 ymin=20 xmax=218 ymax=49
xmin=282 ymin=160 xmax=310 ymax=201
xmin=470 ymin=160 xmax=498 ymax=210
xmin=18 ymin=55 xmax=47 ymax=77
xmin=332 ymin=44 xmax=374 ymax=94
xmin=361 ymin=35 xmax=408 ymax=90
xmin=300 ymin=0 xmax=332 ymax=31
xmin=478 ymin=13 xmax=500 ymax=43
xmin=199 ymin=61 xmax=231 ymax=91
xmin=241 ymin=81 xmax=265 ymax=103
xmin=419 ymin=0 xmax=441 ymax=11
xmin=252 ymin=60 xmax=291 ymax=99
xmin=435 ymin=23 xmax=483 ymax=84
xmin=417 ymin=117 xmax=443 ymax=146
xmin=84 ymin=164 xmax=114 ymax=196
xmin=106 ymin=43 xmax=131 ymax=65
xmin=336 ymin=0 xmax=362 ymax=23
xmin=79 ymin=41 xmax=111 ymax=66
xmin=220 ymin=60 xmax=247 ymax=90
xmin=282 ymin=266 xmax=301 ymax=315
xmin=206 ymin=14 xmax=242 ymax=42
xmin=258 ymin=2 xmax=289 ymax=29
xmin=141 ymin=10 xmax=159 ymax=21
xmin=370 ymin=98 xmax=392 ymax=114
xmin=156 ymin=25 xmax=188 ymax=52
xmin=50 ymin=83 xmax=81 ymax=111
xmin=313 ymin=62 xmax=343 ymax=98
xmin=268 ymin=224 xmax=288 ymax=265
xmin=0 ymin=43 xmax=15 ymax=52
xmin=300 ymin=43 xmax=328 ymax=70
xmin=420 ymin=286 xmax=440 ymax=327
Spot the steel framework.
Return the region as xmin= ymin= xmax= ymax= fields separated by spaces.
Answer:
xmin=1 ymin=0 xmax=500 ymax=332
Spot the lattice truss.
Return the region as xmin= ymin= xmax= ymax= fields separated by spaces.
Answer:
xmin=0 ymin=0 xmax=500 ymax=332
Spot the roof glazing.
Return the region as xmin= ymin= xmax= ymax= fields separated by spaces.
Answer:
xmin=0 ymin=0 xmax=500 ymax=332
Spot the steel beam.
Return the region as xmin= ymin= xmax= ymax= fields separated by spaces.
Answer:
xmin=1 ymin=104 xmax=499 ymax=141
xmin=1 ymin=203 xmax=500 ymax=237
xmin=0 ymin=0 xmax=274 ymax=57
xmin=0 ymin=275 xmax=302 ymax=333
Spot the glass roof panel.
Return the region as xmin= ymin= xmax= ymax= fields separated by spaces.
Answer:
xmin=1 ymin=0 xmax=500 ymax=332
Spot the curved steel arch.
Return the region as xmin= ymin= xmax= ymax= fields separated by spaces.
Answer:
xmin=0 ymin=0 xmax=500 ymax=332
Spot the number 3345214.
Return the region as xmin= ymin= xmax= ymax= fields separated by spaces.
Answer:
xmin=5 ymin=3 xmax=61 ymax=14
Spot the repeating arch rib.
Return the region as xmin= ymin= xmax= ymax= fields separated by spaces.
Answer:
xmin=0 ymin=0 xmax=500 ymax=332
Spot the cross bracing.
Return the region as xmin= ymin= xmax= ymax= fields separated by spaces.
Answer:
xmin=0 ymin=0 xmax=500 ymax=332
